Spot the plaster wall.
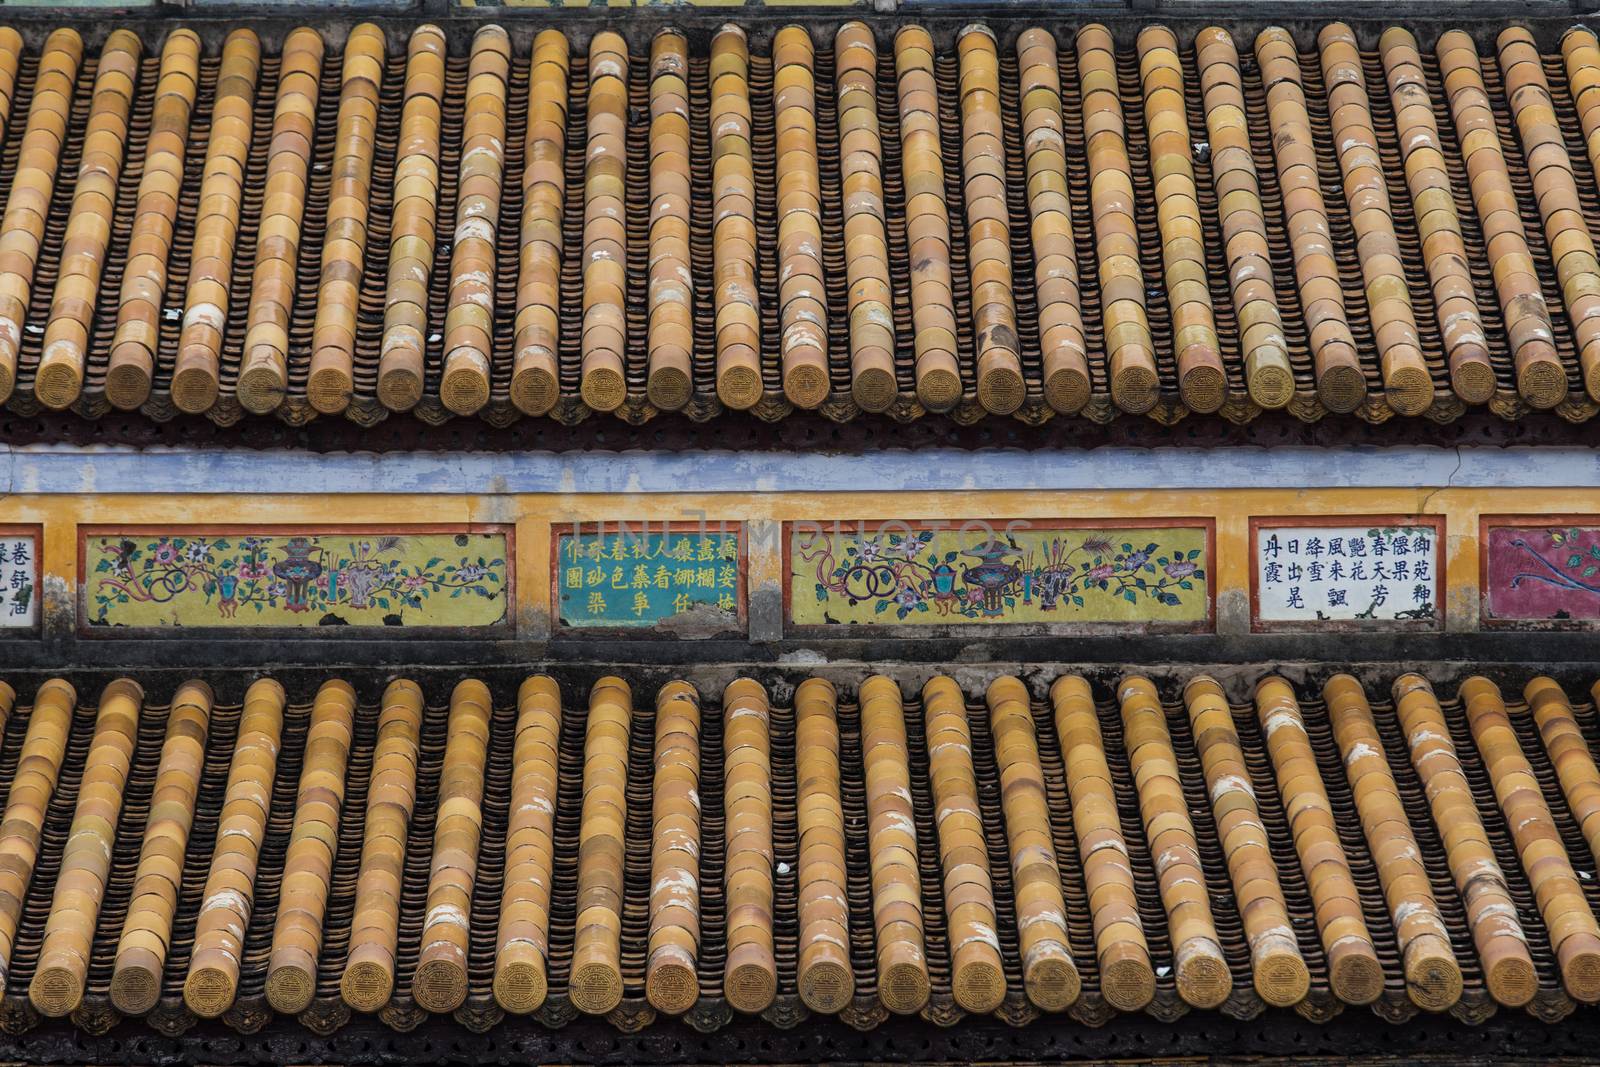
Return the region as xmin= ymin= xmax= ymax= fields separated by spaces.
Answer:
xmin=9 ymin=445 xmax=1600 ymax=644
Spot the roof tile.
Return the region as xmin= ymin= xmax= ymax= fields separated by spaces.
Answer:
xmin=1 ymin=669 xmax=1600 ymax=1031
xmin=7 ymin=23 xmax=1600 ymax=429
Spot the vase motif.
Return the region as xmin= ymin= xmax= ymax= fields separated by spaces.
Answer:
xmin=961 ymin=540 xmax=1022 ymax=616
xmin=272 ymin=537 xmax=323 ymax=613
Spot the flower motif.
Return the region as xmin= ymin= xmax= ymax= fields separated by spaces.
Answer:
xmin=1164 ymin=560 xmax=1198 ymax=580
xmin=1123 ymin=549 xmax=1150 ymax=569
xmin=896 ymin=585 xmax=922 ymax=610
xmin=857 ymin=537 xmax=883 ymax=562
xmin=897 ymin=537 xmax=922 ymax=561
xmin=404 ymin=574 xmax=429 ymax=590
xmin=185 ymin=540 xmax=212 ymax=562
xmin=152 ymin=541 xmax=179 ymax=565
xmin=457 ymin=563 xmax=488 ymax=582
xmin=268 ymin=580 xmax=289 ymax=599
xmin=240 ymin=561 xmax=269 ymax=581
xmin=1087 ymin=563 xmax=1116 ymax=582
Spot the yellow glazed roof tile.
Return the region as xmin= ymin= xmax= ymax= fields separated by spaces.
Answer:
xmin=4 ymin=22 xmax=1600 ymax=432
xmin=0 ymin=668 xmax=1592 ymax=1033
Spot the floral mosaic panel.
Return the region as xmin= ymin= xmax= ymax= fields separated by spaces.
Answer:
xmin=1483 ymin=521 xmax=1600 ymax=627
xmin=554 ymin=524 xmax=743 ymax=632
xmin=84 ymin=529 xmax=509 ymax=630
xmin=788 ymin=521 xmax=1210 ymax=629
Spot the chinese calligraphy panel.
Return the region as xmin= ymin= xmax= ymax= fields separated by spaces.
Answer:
xmin=1482 ymin=518 xmax=1600 ymax=628
xmin=1251 ymin=519 xmax=1441 ymax=629
xmin=0 ymin=532 xmax=38 ymax=629
xmin=787 ymin=519 xmax=1212 ymax=632
xmin=553 ymin=523 xmax=744 ymax=634
xmin=82 ymin=527 xmax=511 ymax=632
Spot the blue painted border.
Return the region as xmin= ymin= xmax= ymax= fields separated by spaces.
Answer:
xmin=9 ymin=445 xmax=1599 ymax=495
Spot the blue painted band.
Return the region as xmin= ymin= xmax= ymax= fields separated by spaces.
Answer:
xmin=8 ymin=445 xmax=1597 ymax=495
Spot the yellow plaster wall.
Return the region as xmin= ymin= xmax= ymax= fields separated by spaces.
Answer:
xmin=12 ymin=485 xmax=1593 ymax=636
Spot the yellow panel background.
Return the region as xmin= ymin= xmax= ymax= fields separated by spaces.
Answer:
xmin=82 ymin=530 xmax=509 ymax=630
xmin=788 ymin=522 xmax=1209 ymax=626
xmin=10 ymin=485 xmax=1600 ymax=638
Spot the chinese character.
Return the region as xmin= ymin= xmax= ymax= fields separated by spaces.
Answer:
xmin=1328 ymin=537 xmax=1345 ymax=556
xmin=565 ymin=567 xmax=584 ymax=590
xmin=1264 ymin=562 xmax=1283 ymax=584
xmin=1305 ymin=537 xmax=1324 ymax=558
xmin=1264 ymin=533 xmax=1283 ymax=559
xmin=1371 ymin=582 xmax=1389 ymax=606
xmin=1327 ymin=588 xmax=1347 ymax=607
xmin=587 ymin=591 xmax=607 ymax=615
xmin=633 ymin=591 xmax=651 ymax=616
xmin=1287 ymin=586 xmax=1305 ymax=609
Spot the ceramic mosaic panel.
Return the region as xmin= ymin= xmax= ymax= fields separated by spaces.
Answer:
xmin=1251 ymin=518 xmax=1442 ymax=630
xmin=554 ymin=523 xmax=743 ymax=634
xmin=1482 ymin=518 xmax=1600 ymax=627
xmin=82 ymin=527 xmax=510 ymax=632
xmin=457 ymin=0 xmax=864 ymax=7
xmin=0 ymin=532 xmax=38 ymax=629
xmin=787 ymin=520 xmax=1212 ymax=631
